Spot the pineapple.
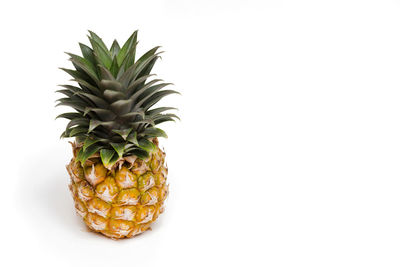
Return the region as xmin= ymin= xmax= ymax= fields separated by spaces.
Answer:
xmin=56 ymin=31 xmax=179 ymax=239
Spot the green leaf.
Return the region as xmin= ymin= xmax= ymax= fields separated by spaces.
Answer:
xmin=100 ymin=149 xmax=116 ymax=166
xmin=71 ymin=78 xmax=102 ymax=96
xmin=120 ymin=110 xmax=144 ymax=121
xmin=66 ymin=118 xmax=89 ymax=129
xmin=75 ymin=148 xmax=84 ymax=163
xmin=125 ymin=74 xmax=155 ymax=96
xmin=138 ymin=138 xmax=156 ymax=152
xmin=74 ymin=92 xmax=109 ymax=109
xmin=56 ymin=89 xmax=75 ymax=97
xmin=112 ymin=128 xmax=133 ymax=140
xmin=117 ymin=31 xmax=138 ymax=66
xmin=121 ymin=44 xmax=137 ymax=71
xmin=110 ymin=99 xmax=132 ymax=115
xmin=127 ymin=131 xmax=139 ymax=146
xmin=79 ymin=43 xmax=96 ymax=65
xmin=83 ymin=138 xmax=100 ymax=151
xmin=133 ymin=83 xmax=172 ymax=107
xmin=129 ymin=118 xmax=155 ymax=128
xmin=69 ymin=126 xmax=88 ymax=137
xmin=151 ymin=113 xmax=180 ymax=121
xmin=146 ymin=107 xmax=177 ymax=116
xmin=58 ymin=84 xmax=83 ymax=92
xmin=124 ymin=143 xmax=135 ymax=150
xmin=152 ymin=114 xmax=180 ymax=125
xmin=56 ymin=112 xmax=82 ymax=120
xmin=127 ymin=79 xmax=164 ymax=99
xmin=88 ymin=120 xmax=117 ymax=133
xmin=84 ymin=107 xmax=116 ymax=121
xmin=103 ymin=89 xmax=125 ymax=102
xmin=58 ymin=85 xmax=88 ymax=96
xmin=135 ymin=56 xmax=158 ymax=85
xmin=93 ymin=48 xmax=112 ymax=69
xmin=119 ymin=49 xmax=161 ymax=87
xmin=58 ymin=92 xmax=93 ymax=106
xmin=98 ymin=65 xmax=115 ymax=80
xmin=60 ymin=131 xmax=67 ymax=139
xmin=125 ymin=147 xmax=149 ymax=159
xmin=154 ymin=117 xmax=176 ymax=125
xmin=76 ymin=136 xmax=86 ymax=144
xmin=142 ymin=127 xmax=168 ymax=138
xmin=60 ymin=68 xmax=97 ymax=87
xmin=134 ymin=46 xmax=161 ymax=73
xmin=55 ymin=98 xmax=86 ymax=112
xmin=142 ymin=90 xmax=180 ymax=110
xmin=88 ymin=31 xmax=109 ymax=52
xmin=67 ymin=53 xmax=99 ymax=82
xmin=100 ymin=80 xmax=123 ymax=91
xmin=110 ymin=57 xmax=119 ymax=78
xmin=110 ymin=40 xmax=120 ymax=57
xmin=89 ymin=34 xmax=112 ymax=68
xmin=111 ymin=142 xmax=125 ymax=158
xmin=79 ymin=143 xmax=103 ymax=164
xmin=109 ymin=153 xmax=120 ymax=167
xmin=88 ymin=120 xmax=102 ymax=133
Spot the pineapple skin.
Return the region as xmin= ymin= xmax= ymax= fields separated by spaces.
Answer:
xmin=66 ymin=140 xmax=168 ymax=239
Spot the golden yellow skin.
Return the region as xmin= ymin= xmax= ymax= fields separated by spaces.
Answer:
xmin=67 ymin=141 xmax=168 ymax=239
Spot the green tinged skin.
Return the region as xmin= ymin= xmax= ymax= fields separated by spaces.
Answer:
xmin=56 ymin=30 xmax=180 ymax=165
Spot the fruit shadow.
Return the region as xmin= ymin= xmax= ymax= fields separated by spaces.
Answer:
xmin=17 ymin=146 xmax=167 ymax=240
xmin=17 ymin=147 xmax=85 ymax=236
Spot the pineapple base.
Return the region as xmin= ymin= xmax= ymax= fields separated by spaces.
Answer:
xmin=66 ymin=141 xmax=168 ymax=239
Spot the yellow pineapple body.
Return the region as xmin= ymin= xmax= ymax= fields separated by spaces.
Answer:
xmin=67 ymin=141 xmax=168 ymax=239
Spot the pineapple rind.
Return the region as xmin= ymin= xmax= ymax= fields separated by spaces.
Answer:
xmin=67 ymin=140 xmax=168 ymax=239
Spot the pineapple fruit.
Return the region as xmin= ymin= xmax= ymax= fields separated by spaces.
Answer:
xmin=56 ymin=31 xmax=179 ymax=239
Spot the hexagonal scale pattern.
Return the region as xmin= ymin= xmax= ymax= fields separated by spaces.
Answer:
xmin=67 ymin=143 xmax=168 ymax=239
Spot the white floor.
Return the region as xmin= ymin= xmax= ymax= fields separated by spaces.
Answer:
xmin=2 ymin=1 xmax=400 ymax=266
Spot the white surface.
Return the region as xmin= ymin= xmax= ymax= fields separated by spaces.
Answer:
xmin=1 ymin=0 xmax=400 ymax=266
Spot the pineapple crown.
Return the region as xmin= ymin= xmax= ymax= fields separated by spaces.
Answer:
xmin=56 ymin=30 xmax=179 ymax=167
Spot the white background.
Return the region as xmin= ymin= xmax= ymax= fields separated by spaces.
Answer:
xmin=1 ymin=0 xmax=400 ymax=266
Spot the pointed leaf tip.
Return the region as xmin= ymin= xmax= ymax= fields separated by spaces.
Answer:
xmin=83 ymin=138 xmax=100 ymax=151
xmin=111 ymin=143 xmax=125 ymax=158
xmin=100 ymin=149 xmax=116 ymax=166
xmin=142 ymin=127 xmax=168 ymax=138
xmin=112 ymin=128 xmax=133 ymax=140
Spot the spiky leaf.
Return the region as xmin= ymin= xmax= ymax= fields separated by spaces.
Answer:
xmin=127 ymin=131 xmax=139 ymax=146
xmin=79 ymin=43 xmax=96 ymax=65
xmin=100 ymin=149 xmax=116 ymax=166
xmin=110 ymin=40 xmax=120 ymax=57
xmin=111 ymin=143 xmax=125 ymax=158
xmin=57 ymin=30 xmax=180 ymax=162
xmin=125 ymin=147 xmax=149 ymax=159
xmin=56 ymin=112 xmax=82 ymax=120
xmin=112 ymin=128 xmax=133 ymax=140
xmin=83 ymin=138 xmax=100 ymax=151
xmin=142 ymin=127 xmax=168 ymax=138
xmin=117 ymin=31 xmax=138 ymax=66
xmin=138 ymin=139 xmax=156 ymax=152
xmin=77 ymin=143 xmax=103 ymax=164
